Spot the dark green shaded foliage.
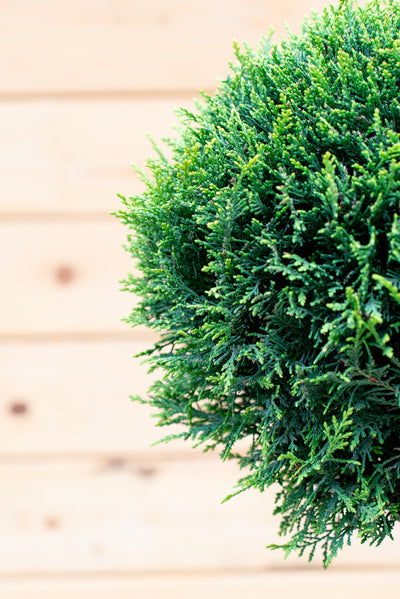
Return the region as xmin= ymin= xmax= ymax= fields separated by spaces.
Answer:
xmin=116 ymin=0 xmax=400 ymax=566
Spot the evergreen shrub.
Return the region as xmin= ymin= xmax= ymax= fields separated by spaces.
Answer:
xmin=117 ymin=0 xmax=400 ymax=566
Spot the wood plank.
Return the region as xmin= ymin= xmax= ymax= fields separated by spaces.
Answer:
xmin=0 ymin=221 xmax=143 ymax=336
xmin=0 ymin=98 xmax=192 ymax=215
xmin=0 ymin=571 xmax=400 ymax=599
xmin=0 ymin=0 xmax=348 ymax=94
xmin=0 ymin=459 xmax=280 ymax=573
xmin=0 ymin=340 xmax=188 ymax=455
xmin=0 ymin=459 xmax=399 ymax=574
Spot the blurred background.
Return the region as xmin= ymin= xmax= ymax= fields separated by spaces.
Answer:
xmin=1 ymin=0 xmax=399 ymax=597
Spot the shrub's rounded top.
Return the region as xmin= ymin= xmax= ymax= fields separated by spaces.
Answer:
xmin=118 ymin=0 xmax=400 ymax=566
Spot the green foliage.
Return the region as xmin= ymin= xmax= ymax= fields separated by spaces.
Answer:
xmin=116 ymin=0 xmax=400 ymax=566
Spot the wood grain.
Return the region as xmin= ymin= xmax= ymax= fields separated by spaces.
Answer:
xmin=0 ymin=459 xmax=280 ymax=573
xmin=0 ymin=221 xmax=143 ymax=336
xmin=0 ymin=340 xmax=188 ymax=455
xmin=0 ymin=97 xmax=194 ymax=215
xmin=0 ymin=571 xmax=399 ymax=599
xmin=0 ymin=459 xmax=398 ymax=575
xmin=0 ymin=0 xmax=346 ymax=95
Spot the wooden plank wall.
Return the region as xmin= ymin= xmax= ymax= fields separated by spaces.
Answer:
xmin=2 ymin=0 xmax=397 ymax=596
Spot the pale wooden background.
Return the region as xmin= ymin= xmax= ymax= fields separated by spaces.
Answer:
xmin=1 ymin=0 xmax=399 ymax=597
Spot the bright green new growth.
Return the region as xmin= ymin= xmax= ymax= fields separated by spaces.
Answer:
xmin=117 ymin=0 xmax=400 ymax=566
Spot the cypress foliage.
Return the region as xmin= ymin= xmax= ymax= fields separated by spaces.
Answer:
xmin=116 ymin=0 xmax=400 ymax=566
